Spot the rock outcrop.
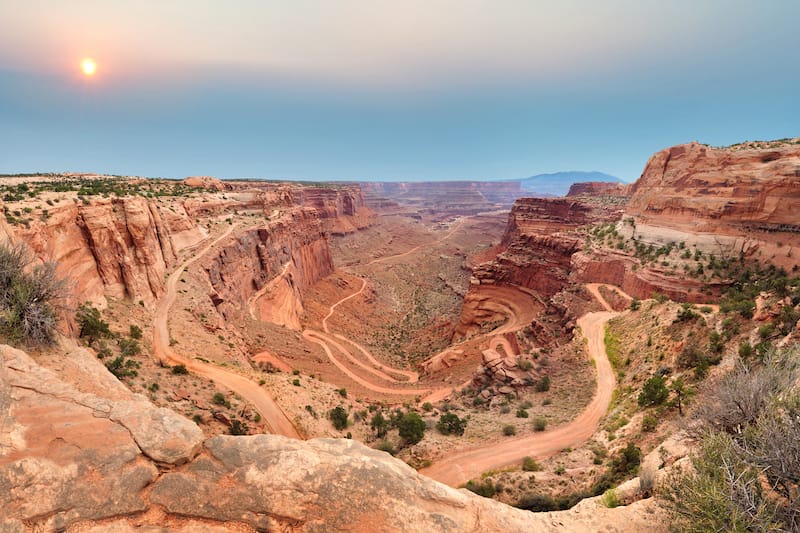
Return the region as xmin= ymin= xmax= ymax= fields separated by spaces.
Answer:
xmin=297 ymin=185 xmax=375 ymax=235
xmin=567 ymin=181 xmax=631 ymax=198
xmin=10 ymin=197 xmax=207 ymax=307
xmin=205 ymin=208 xmax=335 ymax=329
xmin=182 ymin=176 xmax=227 ymax=191
xmin=469 ymin=198 xmax=624 ymax=297
xmin=621 ymin=140 xmax=800 ymax=269
xmin=0 ymin=342 xmax=660 ymax=532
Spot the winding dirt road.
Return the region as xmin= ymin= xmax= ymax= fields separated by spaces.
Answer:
xmin=297 ymin=221 xmax=470 ymax=399
xmin=419 ymin=284 xmax=621 ymax=487
xmin=152 ymin=225 xmax=301 ymax=439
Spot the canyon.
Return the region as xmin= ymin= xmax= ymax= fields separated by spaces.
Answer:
xmin=2 ymin=138 xmax=800 ymax=532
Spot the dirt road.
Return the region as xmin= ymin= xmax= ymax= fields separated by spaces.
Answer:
xmin=419 ymin=286 xmax=620 ymax=487
xmin=299 ymin=221 xmax=468 ymax=399
xmin=152 ymin=225 xmax=302 ymax=439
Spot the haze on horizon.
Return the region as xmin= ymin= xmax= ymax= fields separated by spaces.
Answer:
xmin=0 ymin=1 xmax=798 ymax=182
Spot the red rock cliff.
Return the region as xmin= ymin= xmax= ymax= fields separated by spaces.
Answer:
xmin=204 ymin=208 xmax=334 ymax=329
xmin=10 ymin=197 xmax=206 ymax=307
xmin=622 ymin=141 xmax=800 ymax=269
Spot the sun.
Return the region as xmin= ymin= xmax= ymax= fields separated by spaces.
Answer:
xmin=81 ymin=58 xmax=97 ymax=76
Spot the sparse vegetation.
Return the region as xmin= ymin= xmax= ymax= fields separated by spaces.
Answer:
xmin=329 ymin=406 xmax=349 ymax=431
xmin=0 ymin=243 xmax=65 ymax=345
xmin=436 ymin=412 xmax=467 ymax=436
xmin=522 ymin=456 xmax=540 ymax=472
xmin=397 ymin=411 xmax=425 ymax=444
xmin=661 ymin=347 xmax=800 ymax=532
xmin=638 ymin=374 xmax=669 ymax=407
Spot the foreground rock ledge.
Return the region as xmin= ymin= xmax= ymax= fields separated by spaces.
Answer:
xmin=0 ymin=344 xmax=663 ymax=532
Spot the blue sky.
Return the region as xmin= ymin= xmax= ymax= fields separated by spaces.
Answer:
xmin=1 ymin=1 xmax=798 ymax=182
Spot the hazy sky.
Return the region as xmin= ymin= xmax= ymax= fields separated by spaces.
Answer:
xmin=1 ymin=1 xmax=798 ymax=181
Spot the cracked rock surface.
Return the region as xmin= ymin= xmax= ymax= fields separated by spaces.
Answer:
xmin=1 ymin=344 xmax=663 ymax=532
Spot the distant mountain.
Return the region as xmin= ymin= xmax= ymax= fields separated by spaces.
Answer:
xmin=511 ymin=171 xmax=624 ymax=197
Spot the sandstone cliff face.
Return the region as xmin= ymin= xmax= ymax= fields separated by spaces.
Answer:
xmin=0 ymin=342 xmax=662 ymax=532
xmin=475 ymin=198 xmax=621 ymax=294
xmin=11 ymin=197 xmax=207 ymax=307
xmin=457 ymin=197 xmax=625 ymax=337
xmin=567 ymin=181 xmax=631 ymax=198
xmin=205 ymin=208 xmax=334 ymax=329
xmin=296 ymin=185 xmax=375 ymax=235
xmin=622 ymin=141 xmax=800 ymax=269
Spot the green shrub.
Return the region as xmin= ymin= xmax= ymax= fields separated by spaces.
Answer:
xmin=129 ymin=324 xmax=143 ymax=339
xmin=212 ymin=392 xmax=230 ymax=408
xmin=0 ymin=244 xmax=65 ymax=345
xmin=229 ymin=418 xmax=249 ymax=436
xmin=601 ymin=488 xmax=619 ymax=508
xmin=516 ymin=493 xmax=558 ymax=511
xmin=421 ymin=402 xmax=433 ymax=411
xmin=171 ymin=364 xmax=188 ymax=375
xmin=329 ymin=406 xmax=349 ymax=431
xmin=370 ymin=412 xmax=388 ymax=437
xmin=532 ymin=417 xmax=547 ymax=431
xmin=641 ymin=414 xmax=657 ymax=432
xmin=535 ymin=376 xmax=551 ymax=392
xmin=118 ymin=337 xmax=141 ymax=357
xmin=76 ymin=303 xmax=111 ymax=346
xmin=522 ymin=456 xmax=540 ymax=472
xmin=338 ymin=388 xmax=347 ymax=398
xmin=398 ymin=412 xmax=425 ymax=444
xmin=638 ymin=374 xmax=669 ymax=407
xmin=465 ymin=480 xmax=496 ymax=498
xmin=105 ymin=356 xmax=139 ymax=379
xmin=515 ymin=408 xmax=529 ymax=418
xmin=436 ymin=413 xmax=467 ymax=436
xmin=375 ymin=440 xmax=396 ymax=455
xmin=502 ymin=424 xmax=517 ymax=436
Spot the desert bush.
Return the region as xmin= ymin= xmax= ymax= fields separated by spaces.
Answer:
xmin=502 ymin=424 xmax=517 ymax=436
xmin=375 ymin=440 xmax=396 ymax=455
xmin=465 ymin=479 xmax=496 ymax=498
xmin=535 ymin=375 xmax=551 ymax=392
xmin=641 ymin=414 xmax=657 ymax=432
xmin=601 ymin=488 xmax=619 ymax=508
xmin=661 ymin=346 xmax=800 ymax=531
xmin=370 ymin=412 xmax=388 ymax=437
xmin=105 ymin=355 xmax=139 ymax=379
xmin=532 ymin=417 xmax=547 ymax=431
xmin=329 ymin=406 xmax=349 ymax=431
xmin=129 ymin=324 xmax=142 ymax=339
xmin=638 ymin=374 xmax=669 ymax=407
xmin=212 ymin=392 xmax=231 ymax=408
xmin=436 ymin=412 xmax=467 ymax=436
xmin=397 ymin=411 xmax=425 ymax=444
xmin=118 ymin=337 xmax=141 ymax=357
xmin=0 ymin=243 xmax=65 ymax=345
xmin=171 ymin=364 xmax=188 ymax=375
xmin=76 ymin=303 xmax=111 ymax=346
xmin=229 ymin=418 xmax=249 ymax=436
xmin=522 ymin=456 xmax=540 ymax=472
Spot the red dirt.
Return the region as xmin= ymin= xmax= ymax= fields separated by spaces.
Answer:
xmin=419 ymin=284 xmax=623 ymax=486
xmin=152 ymin=224 xmax=302 ymax=439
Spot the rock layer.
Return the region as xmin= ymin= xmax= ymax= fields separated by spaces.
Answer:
xmin=206 ymin=208 xmax=334 ymax=329
xmin=622 ymin=141 xmax=800 ymax=269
